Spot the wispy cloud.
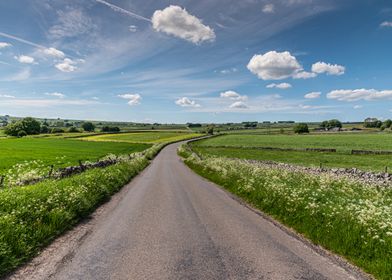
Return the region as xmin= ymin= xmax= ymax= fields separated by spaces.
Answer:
xmin=96 ymin=0 xmax=151 ymax=22
xmin=118 ymin=93 xmax=142 ymax=106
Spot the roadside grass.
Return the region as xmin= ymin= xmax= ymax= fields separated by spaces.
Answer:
xmin=81 ymin=131 xmax=201 ymax=144
xmin=0 ymin=138 xmax=150 ymax=173
xmin=179 ymin=145 xmax=392 ymax=279
xmin=192 ymin=146 xmax=392 ymax=173
xmin=0 ymin=143 xmax=167 ymax=276
xmin=196 ymin=133 xmax=392 ymax=153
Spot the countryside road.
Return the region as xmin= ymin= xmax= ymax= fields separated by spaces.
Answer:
xmin=13 ymin=141 xmax=367 ymax=280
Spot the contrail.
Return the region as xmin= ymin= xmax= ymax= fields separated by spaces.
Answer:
xmin=96 ymin=0 xmax=151 ymax=22
xmin=0 ymin=32 xmax=49 ymax=50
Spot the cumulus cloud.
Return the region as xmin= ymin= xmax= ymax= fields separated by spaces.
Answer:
xmin=55 ymin=58 xmax=83 ymax=72
xmin=151 ymin=5 xmax=215 ymax=44
xmin=327 ymin=89 xmax=392 ymax=101
xmin=229 ymin=101 xmax=248 ymax=109
xmin=380 ymin=21 xmax=392 ymax=27
xmin=266 ymin=82 xmax=292 ymax=89
xmin=0 ymin=42 xmax=12 ymax=48
xmin=220 ymin=90 xmax=247 ymax=101
xmin=262 ymin=4 xmax=275 ymax=13
xmin=293 ymin=71 xmax=317 ymax=79
xmin=247 ymin=51 xmax=302 ymax=80
xmin=118 ymin=93 xmax=142 ymax=106
xmin=175 ymin=97 xmax=201 ymax=108
xmin=14 ymin=55 xmax=35 ymax=64
xmin=311 ymin=61 xmax=345 ymax=75
xmin=45 ymin=92 xmax=65 ymax=98
xmin=304 ymin=91 xmax=321 ymax=99
xmin=43 ymin=47 xmax=65 ymax=58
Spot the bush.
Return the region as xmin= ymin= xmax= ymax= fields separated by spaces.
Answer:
xmin=320 ymin=119 xmax=342 ymax=129
xmin=101 ymin=126 xmax=120 ymax=132
xmin=40 ymin=125 xmax=50 ymax=134
xmin=293 ymin=123 xmax=309 ymax=134
xmin=51 ymin=128 xmax=64 ymax=133
xmin=68 ymin=126 xmax=79 ymax=133
xmin=82 ymin=122 xmax=95 ymax=132
xmin=383 ymin=119 xmax=392 ymax=129
xmin=17 ymin=130 xmax=27 ymax=138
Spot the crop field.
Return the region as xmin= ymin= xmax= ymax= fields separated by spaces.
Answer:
xmin=82 ymin=131 xmax=202 ymax=143
xmin=192 ymin=133 xmax=392 ymax=172
xmin=0 ymin=138 xmax=150 ymax=173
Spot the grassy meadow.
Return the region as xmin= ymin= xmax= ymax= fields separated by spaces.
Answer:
xmin=0 ymin=138 xmax=150 ymax=173
xmin=192 ymin=133 xmax=392 ymax=172
xmin=81 ymin=131 xmax=201 ymax=143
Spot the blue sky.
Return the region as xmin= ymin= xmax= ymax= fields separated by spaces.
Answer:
xmin=0 ymin=0 xmax=392 ymax=123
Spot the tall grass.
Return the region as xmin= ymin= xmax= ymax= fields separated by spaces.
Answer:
xmin=0 ymin=144 xmax=165 ymax=276
xmin=179 ymin=144 xmax=392 ymax=279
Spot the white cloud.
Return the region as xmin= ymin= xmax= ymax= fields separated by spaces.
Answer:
xmin=0 ymin=42 xmax=12 ymax=48
xmin=118 ymin=93 xmax=142 ymax=106
xmin=380 ymin=21 xmax=392 ymax=27
xmin=327 ymin=89 xmax=392 ymax=101
xmin=55 ymin=58 xmax=81 ymax=72
xmin=311 ymin=61 xmax=345 ymax=76
xmin=262 ymin=4 xmax=275 ymax=13
xmin=304 ymin=91 xmax=321 ymax=99
xmin=247 ymin=51 xmax=302 ymax=80
xmin=229 ymin=101 xmax=248 ymax=109
xmin=43 ymin=47 xmax=65 ymax=58
xmin=151 ymin=5 xmax=215 ymax=44
xmin=0 ymin=98 xmax=98 ymax=108
xmin=14 ymin=55 xmax=35 ymax=64
xmin=353 ymin=105 xmax=363 ymax=109
xmin=0 ymin=94 xmax=15 ymax=98
xmin=129 ymin=25 xmax=138 ymax=32
xmin=220 ymin=67 xmax=238 ymax=74
xmin=49 ymin=8 xmax=96 ymax=39
xmin=220 ymin=90 xmax=247 ymax=101
xmin=175 ymin=97 xmax=201 ymax=108
xmin=293 ymin=71 xmax=317 ymax=79
xmin=266 ymin=82 xmax=292 ymax=89
xmin=45 ymin=92 xmax=66 ymax=98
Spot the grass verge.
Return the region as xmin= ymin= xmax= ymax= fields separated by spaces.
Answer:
xmin=179 ymin=144 xmax=392 ymax=280
xmin=0 ymin=144 xmax=165 ymax=276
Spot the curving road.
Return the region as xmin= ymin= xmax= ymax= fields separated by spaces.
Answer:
xmin=15 ymin=141 xmax=368 ymax=280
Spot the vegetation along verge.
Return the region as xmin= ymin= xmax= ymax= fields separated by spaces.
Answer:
xmin=179 ymin=143 xmax=392 ymax=280
xmin=0 ymin=142 xmax=172 ymax=276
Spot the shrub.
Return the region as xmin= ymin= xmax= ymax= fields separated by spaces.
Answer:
xmin=320 ymin=119 xmax=342 ymax=129
xmin=51 ymin=128 xmax=64 ymax=133
xmin=17 ymin=130 xmax=27 ymax=138
xmin=101 ymin=126 xmax=120 ymax=132
xmin=4 ymin=117 xmax=41 ymax=136
xmin=383 ymin=119 xmax=392 ymax=129
xmin=40 ymin=125 xmax=50 ymax=134
xmin=68 ymin=126 xmax=79 ymax=133
xmin=82 ymin=122 xmax=95 ymax=132
xmin=293 ymin=123 xmax=309 ymax=134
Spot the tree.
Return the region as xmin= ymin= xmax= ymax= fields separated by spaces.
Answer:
xmin=293 ymin=123 xmax=309 ymax=134
xmin=383 ymin=119 xmax=392 ymax=128
xmin=40 ymin=125 xmax=50 ymax=134
xmin=4 ymin=117 xmax=40 ymax=136
xmin=207 ymin=125 xmax=214 ymax=135
xmin=320 ymin=119 xmax=342 ymax=129
xmin=17 ymin=130 xmax=27 ymax=138
xmin=68 ymin=126 xmax=79 ymax=133
xmin=82 ymin=122 xmax=95 ymax=132
xmin=101 ymin=126 xmax=120 ymax=132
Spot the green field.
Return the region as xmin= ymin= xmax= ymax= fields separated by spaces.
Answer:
xmin=0 ymin=138 xmax=150 ymax=172
xmin=192 ymin=133 xmax=392 ymax=172
xmin=82 ymin=131 xmax=202 ymax=143
xmin=196 ymin=133 xmax=392 ymax=152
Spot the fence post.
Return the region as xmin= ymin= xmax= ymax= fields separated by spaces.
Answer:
xmin=79 ymin=160 xmax=85 ymax=171
xmin=320 ymin=162 xmax=323 ymax=169
xmin=0 ymin=175 xmax=4 ymax=187
xmin=48 ymin=165 xmax=54 ymax=177
xmin=385 ymin=166 xmax=388 ymax=174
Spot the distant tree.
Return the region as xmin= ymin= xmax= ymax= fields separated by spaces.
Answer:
xmin=364 ymin=118 xmax=382 ymax=128
xmin=383 ymin=119 xmax=392 ymax=128
xmin=207 ymin=125 xmax=214 ymax=135
xmin=101 ymin=126 xmax=120 ymax=132
xmin=40 ymin=125 xmax=50 ymax=134
xmin=68 ymin=126 xmax=79 ymax=133
xmin=4 ymin=117 xmax=40 ymax=136
xmin=320 ymin=119 xmax=342 ymax=130
xmin=293 ymin=123 xmax=309 ymax=134
xmin=82 ymin=122 xmax=95 ymax=132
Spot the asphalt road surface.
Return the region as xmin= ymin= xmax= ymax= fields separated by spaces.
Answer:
xmin=31 ymin=141 xmax=367 ymax=280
